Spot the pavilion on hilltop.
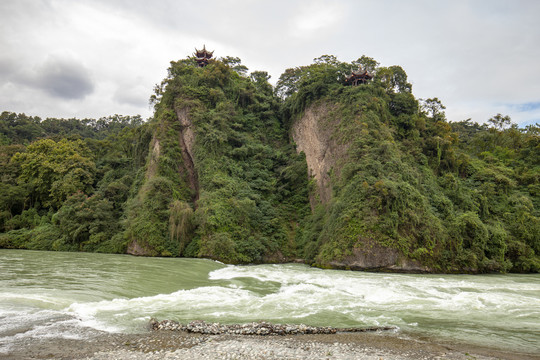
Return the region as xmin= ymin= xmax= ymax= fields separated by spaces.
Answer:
xmin=194 ymin=45 xmax=214 ymax=67
xmin=346 ymin=67 xmax=373 ymax=86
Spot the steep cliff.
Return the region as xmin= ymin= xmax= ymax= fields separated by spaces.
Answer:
xmin=125 ymin=59 xmax=310 ymax=262
xmin=282 ymin=56 xmax=539 ymax=273
xmin=126 ymin=109 xmax=197 ymax=256
xmin=291 ymin=104 xmax=348 ymax=206
xmin=175 ymin=108 xmax=199 ymax=203
xmin=291 ymin=100 xmax=428 ymax=272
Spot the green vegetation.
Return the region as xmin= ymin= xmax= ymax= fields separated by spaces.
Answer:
xmin=0 ymin=53 xmax=538 ymax=273
xmin=0 ymin=111 xmax=150 ymax=252
xmin=277 ymin=55 xmax=539 ymax=272
xmin=126 ymin=58 xmax=309 ymax=262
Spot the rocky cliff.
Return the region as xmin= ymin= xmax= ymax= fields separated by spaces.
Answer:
xmin=175 ymin=107 xmax=198 ymax=203
xmin=291 ymin=104 xmax=348 ymax=206
xmin=291 ymin=101 xmax=429 ymax=272
xmin=125 ymin=58 xmax=309 ymax=262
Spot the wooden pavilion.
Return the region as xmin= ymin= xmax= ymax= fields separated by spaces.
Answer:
xmin=194 ymin=45 xmax=214 ymax=67
xmin=346 ymin=67 xmax=373 ymax=86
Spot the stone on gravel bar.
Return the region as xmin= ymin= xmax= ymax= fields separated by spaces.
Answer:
xmin=149 ymin=319 xmax=396 ymax=336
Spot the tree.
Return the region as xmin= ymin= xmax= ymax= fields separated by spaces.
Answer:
xmin=221 ymin=56 xmax=248 ymax=76
xmin=389 ymin=92 xmax=418 ymax=117
xmin=377 ymin=66 xmax=412 ymax=93
xmin=487 ymin=113 xmax=512 ymax=131
xmin=420 ymin=97 xmax=446 ymax=121
xmin=53 ymin=192 xmax=118 ymax=250
xmin=250 ymin=71 xmax=273 ymax=96
xmin=0 ymin=112 xmax=43 ymax=144
xmin=169 ymin=200 xmax=194 ymax=255
xmin=352 ymin=55 xmax=379 ymax=74
xmin=275 ymin=67 xmax=304 ymax=99
xmin=313 ymin=55 xmax=340 ymax=66
xmin=13 ymin=139 xmax=96 ymax=209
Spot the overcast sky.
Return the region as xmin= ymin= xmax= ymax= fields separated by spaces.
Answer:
xmin=1 ymin=0 xmax=539 ymax=126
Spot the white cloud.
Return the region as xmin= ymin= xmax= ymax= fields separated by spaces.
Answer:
xmin=292 ymin=2 xmax=344 ymax=36
xmin=114 ymin=79 xmax=150 ymax=107
xmin=0 ymin=0 xmax=538 ymax=126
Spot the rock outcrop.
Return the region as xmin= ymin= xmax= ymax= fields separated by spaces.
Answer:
xmin=127 ymin=239 xmax=155 ymax=256
xmin=176 ymin=108 xmax=199 ymax=203
xmin=327 ymin=239 xmax=430 ymax=273
xmin=292 ymin=102 xmax=429 ymax=272
xmin=291 ymin=104 xmax=348 ymax=206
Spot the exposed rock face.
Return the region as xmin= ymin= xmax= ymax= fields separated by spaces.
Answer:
xmin=176 ymin=108 xmax=199 ymax=203
xmin=326 ymin=239 xmax=430 ymax=273
xmin=127 ymin=239 xmax=155 ymax=256
xmin=291 ymin=104 xmax=348 ymax=206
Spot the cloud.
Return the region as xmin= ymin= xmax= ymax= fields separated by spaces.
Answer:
xmin=32 ymin=55 xmax=95 ymax=100
xmin=0 ymin=0 xmax=539 ymax=126
xmin=114 ymin=81 xmax=150 ymax=107
xmin=1 ymin=54 xmax=95 ymax=101
xmin=0 ymin=57 xmax=17 ymax=79
xmin=291 ymin=2 xmax=345 ymax=38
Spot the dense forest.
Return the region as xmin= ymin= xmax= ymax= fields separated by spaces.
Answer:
xmin=1 ymin=53 xmax=538 ymax=273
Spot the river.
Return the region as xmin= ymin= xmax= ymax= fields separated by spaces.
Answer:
xmin=0 ymin=249 xmax=539 ymax=356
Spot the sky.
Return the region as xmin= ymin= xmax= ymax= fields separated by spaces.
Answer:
xmin=1 ymin=0 xmax=539 ymax=126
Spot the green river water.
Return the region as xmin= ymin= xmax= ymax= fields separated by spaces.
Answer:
xmin=0 ymin=249 xmax=539 ymax=355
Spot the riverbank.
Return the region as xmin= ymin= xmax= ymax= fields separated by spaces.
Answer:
xmin=3 ymin=329 xmax=538 ymax=360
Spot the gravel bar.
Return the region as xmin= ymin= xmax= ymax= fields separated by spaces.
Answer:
xmin=79 ymin=332 xmax=535 ymax=360
xmin=3 ymin=322 xmax=538 ymax=360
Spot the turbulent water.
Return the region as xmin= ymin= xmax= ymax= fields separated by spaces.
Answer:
xmin=1 ymin=249 xmax=539 ymax=355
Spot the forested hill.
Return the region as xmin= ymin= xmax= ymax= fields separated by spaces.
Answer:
xmin=0 ymin=54 xmax=538 ymax=273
